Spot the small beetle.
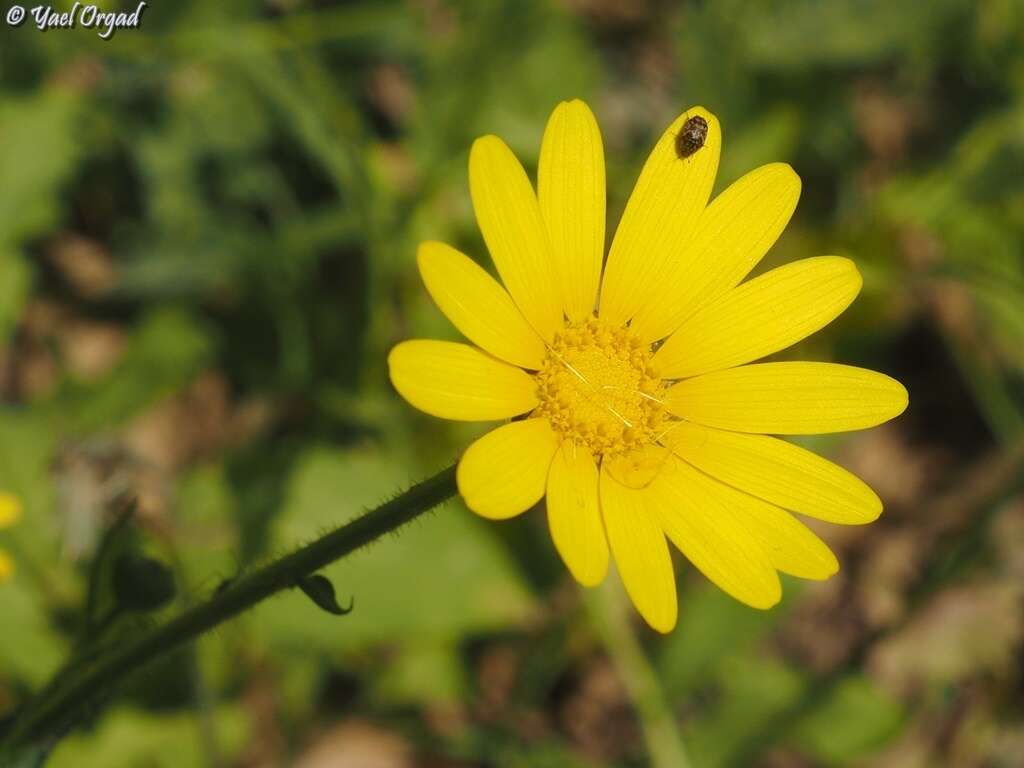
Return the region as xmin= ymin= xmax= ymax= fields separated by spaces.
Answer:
xmin=675 ymin=115 xmax=708 ymax=159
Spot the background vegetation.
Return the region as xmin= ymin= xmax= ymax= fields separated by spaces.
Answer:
xmin=1 ymin=0 xmax=1023 ymax=765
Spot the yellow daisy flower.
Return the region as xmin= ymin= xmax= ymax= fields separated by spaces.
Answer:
xmin=0 ymin=491 xmax=21 ymax=583
xmin=389 ymin=101 xmax=908 ymax=632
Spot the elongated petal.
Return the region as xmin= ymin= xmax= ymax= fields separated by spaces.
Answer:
xmin=630 ymin=163 xmax=801 ymax=342
xmin=662 ymin=421 xmax=882 ymax=524
xmin=389 ymin=340 xmax=538 ymax=421
xmin=675 ymin=462 xmax=838 ymax=580
xmin=600 ymin=467 xmax=677 ymax=632
xmin=665 ymin=362 xmax=909 ymax=434
xmin=546 ymin=441 xmax=608 ymax=586
xmin=539 ymin=100 xmax=605 ymax=323
xmin=458 ymin=419 xmax=559 ymax=519
xmin=735 ymin=508 xmax=837 ymax=581
xmin=655 ymin=256 xmax=862 ymax=378
xmin=648 ymin=458 xmax=782 ymax=608
xmin=470 ymin=135 xmax=562 ymax=340
xmin=0 ymin=492 xmax=20 ymax=528
xmin=0 ymin=551 xmax=12 ymax=582
xmin=417 ymin=241 xmax=546 ymax=369
xmin=599 ymin=107 xmax=720 ymax=327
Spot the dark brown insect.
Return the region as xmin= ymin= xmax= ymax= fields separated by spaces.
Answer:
xmin=675 ymin=115 xmax=708 ymax=159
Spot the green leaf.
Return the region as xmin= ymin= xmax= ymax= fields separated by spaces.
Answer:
xmin=686 ymin=656 xmax=808 ymax=768
xmin=792 ymin=675 xmax=904 ymax=764
xmin=112 ymin=553 xmax=177 ymax=614
xmin=81 ymin=508 xmax=139 ymax=638
xmin=656 ymin=582 xmax=780 ymax=697
xmin=0 ymin=578 xmax=67 ymax=685
xmin=46 ymin=706 xmax=250 ymax=768
xmin=295 ymin=573 xmax=353 ymax=616
xmin=0 ymin=744 xmax=49 ymax=768
xmin=0 ymin=247 xmax=31 ymax=341
xmin=374 ymin=638 xmax=465 ymax=706
xmin=0 ymin=91 xmax=80 ymax=243
xmin=173 ymin=464 xmax=241 ymax=589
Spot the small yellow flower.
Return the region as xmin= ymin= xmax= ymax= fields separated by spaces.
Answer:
xmin=0 ymin=492 xmax=21 ymax=583
xmin=389 ymin=101 xmax=907 ymax=632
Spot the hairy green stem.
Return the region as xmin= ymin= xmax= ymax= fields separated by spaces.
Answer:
xmin=4 ymin=464 xmax=458 ymax=749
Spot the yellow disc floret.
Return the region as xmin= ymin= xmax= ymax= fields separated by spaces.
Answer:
xmin=535 ymin=318 xmax=667 ymax=458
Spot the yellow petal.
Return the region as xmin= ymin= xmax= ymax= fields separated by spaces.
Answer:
xmin=654 ymin=256 xmax=862 ymax=378
xmin=675 ymin=461 xmax=838 ymax=580
xmin=663 ymin=421 xmax=882 ymax=524
xmin=389 ymin=340 xmax=538 ymax=421
xmin=599 ymin=107 xmax=720 ymax=327
xmin=630 ymin=163 xmax=801 ymax=343
xmin=457 ymin=418 xmax=559 ymax=520
xmin=470 ymin=135 xmax=562 ymax=341
xmin=600 ymin=466 xmax=677 ymax=632
xmin=648 ymin=457 xmax=782 ymax=608
xmin=546 ymin=441 xmax=608 ymax=586
xmin=0 ymin=550 xmax=12 ymax=583
xmin=735 ymin=506 xmax=838 ymax=581
xmin=538 ymin=100 xmax=605 ymax=323
xmin=665 ymin=362 xmax=909 ymax=434
xmin=417 ymin=241 xmax=546 ymax=370
xmin=0 ymin=492 xmax=21 ymax=528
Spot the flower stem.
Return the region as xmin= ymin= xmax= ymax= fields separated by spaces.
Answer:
xmin=4 ymin=463 xmax=458 ymax=749
xmin=587 ymin=580 xmax=692 ymax=768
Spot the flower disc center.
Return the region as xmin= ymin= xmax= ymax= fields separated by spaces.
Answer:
xmin=535 ymin=318 xmax=667 ymax=458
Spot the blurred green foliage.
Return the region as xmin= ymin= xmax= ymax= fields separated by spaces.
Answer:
xmin=0 ymin=0 xmax=1022 ymax=766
